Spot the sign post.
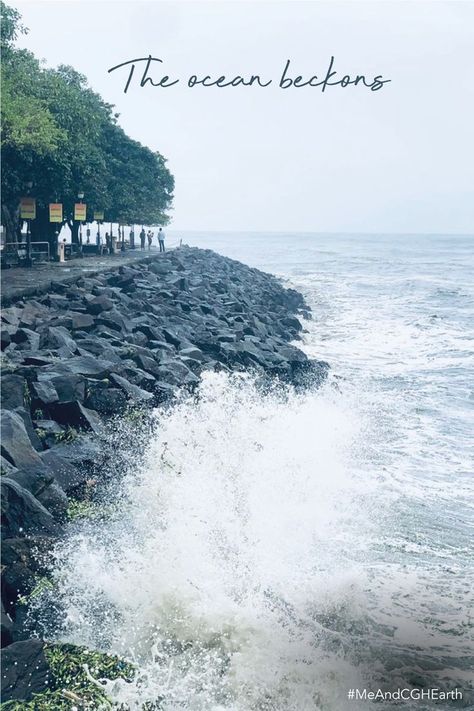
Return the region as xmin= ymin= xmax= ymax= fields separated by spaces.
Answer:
xmin=20 ymin=197 xmax=36 ymax=267
xmin=49 ymin=203 xmax=63 ymax=223
xmin=49 ymin=203 xmax=63 ymax=261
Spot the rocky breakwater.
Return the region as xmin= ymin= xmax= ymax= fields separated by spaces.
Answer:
xmin=0 ymin=246 xmax=328 ymax=705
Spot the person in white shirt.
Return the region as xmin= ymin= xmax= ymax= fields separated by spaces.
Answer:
xmin=158 ymin=227 xmax=166 ymax=252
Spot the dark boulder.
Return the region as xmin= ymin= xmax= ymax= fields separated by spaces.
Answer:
xmin=1 ymin=479 xmax=62 ymax=539
xmin=60 ymin=355 xmax=114 ymax=379
xmin=10 ymin=328 xmax=40 ymax=351
xmin=48 ymin=401 xmax=103 ymax=435
xmin=0 ymin=412 xmax=44 ymax=471
xmin=1 ymin=602 xmax=13 ymax=647
xmin=85 ymin=386 xmax=128 ymax=416
xmin=40 ymin=326 xmax=77 ymax=354
xmin=7 ymin=468 xmax=54 ymax=499
xmin=30 ymin=379 xmax=59 ymax=407
xmin=109 ymin=373 xmax=154 ymax=404
xmin=69 ymin=312 xmax=95 ymax=331
xmin=156 ymin=360 xmax=199 ymax=387
xmin=0 ymin=374 xmax=27 ymax=410
xmin=1 ymin=639 xmax=54 ymax=702
xmin=40 ymin=447 xmax=93 ymax=494
xmin=1 ymin=328 xmax=12 ymax=350
xmin=34 ymin=372 xmax=86 ymax=405
xmin=86 ymin=295 xmax=114 ymax=315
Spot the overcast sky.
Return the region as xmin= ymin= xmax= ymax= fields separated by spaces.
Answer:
xmin=12 ymin=0 xmax=474 ymax=233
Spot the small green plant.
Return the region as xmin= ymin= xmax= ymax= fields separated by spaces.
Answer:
xmin=67 ymin=499 xmax=98 ymax=522
xmin=17 ymin=575 xmax=55 ymax=607
xmin=34 ymin=408 xmax=44 ymax=420
xmin=67 ymin=499 xmax=120 ymax=523
xmin=54 ymin=427 xmax=78 ymax=444
xmin=123 ymin=407 xmax=146 ymax=425
xmin=23 ymin=380 xmax=31 ymax=406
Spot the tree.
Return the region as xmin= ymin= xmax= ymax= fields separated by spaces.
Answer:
xmin=0 ymin=1 xmax=174 ymax=248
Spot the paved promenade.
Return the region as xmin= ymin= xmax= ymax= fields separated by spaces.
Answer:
xmin=1 ymin=247 xmax=173 ymax=305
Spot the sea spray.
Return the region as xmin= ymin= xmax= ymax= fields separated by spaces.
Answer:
xmin=34 ymin=372 xmax=379 ymax=710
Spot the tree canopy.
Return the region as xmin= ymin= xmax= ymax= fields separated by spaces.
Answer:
xmin=1 ymin=1 xmax=174 ymax=243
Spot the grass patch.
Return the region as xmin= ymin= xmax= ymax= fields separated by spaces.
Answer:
xmin=0 ymin=643 xmax=137 ymax=710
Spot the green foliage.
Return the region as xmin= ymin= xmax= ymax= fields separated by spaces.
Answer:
xmin=66 ymin=499 xmax=100 ymax=522
xmin=0 ymin=2 xmax=174 ymax=243
xmin=0 ymin=1 xmax=27 ymax=47
xmin=0 ymin=643 xmax=137 ymax=710
xmin=67 ymin=497 xmax=122 ymax=523
xmin=54 ymin=427 xmax=78 ymax=444
xmin=17 ymin=575 xmax=55 ymax=607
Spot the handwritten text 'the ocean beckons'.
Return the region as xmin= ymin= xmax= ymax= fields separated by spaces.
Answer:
xmin=108 ymin=56 xmax=391 ymax=94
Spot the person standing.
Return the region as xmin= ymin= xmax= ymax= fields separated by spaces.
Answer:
xmin=140 ymin=227 xmax=146 ymax=250
xmin=158 ymin=227 xmax=165 ymax=252
xmin=147 ymin=230 xmax=153 ymax=250
xmin=130 ymin=227 xmax=135 ymax=250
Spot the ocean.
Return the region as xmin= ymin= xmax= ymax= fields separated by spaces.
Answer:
xmin=37 ymin=233 xmax=473 ymax=710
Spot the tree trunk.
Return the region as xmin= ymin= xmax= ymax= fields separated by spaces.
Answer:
xmin=68 ymin=219 xmax=80 ymax=245
xmin=2 ymin=203 xmax=20 ymax=245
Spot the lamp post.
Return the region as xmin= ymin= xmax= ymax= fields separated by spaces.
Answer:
xmin=25 ymin=180 xmax=33 ymax=268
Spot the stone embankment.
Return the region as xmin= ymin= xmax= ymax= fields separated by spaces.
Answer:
xmin=0 ymin=246 xmax=328 ymax=704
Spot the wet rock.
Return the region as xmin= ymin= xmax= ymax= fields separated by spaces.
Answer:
xmin=86 ymin=295 xmax=114 ymax=314
xmin=109 ymin=373 xmax=154 ymax=404
xmin=60 ymin=355 xmax=114 ymax=379
xmin=39 ymin=447 xmax=92 ymax=494
xmin=48 ymin=401 xmax=103 ymax=434
xmin=7 ymin=468 xmax=54 ymax=499
xmin=37 ymin=483 xmax=69 ymax=521
xmin=1 ymin=479 xmax=62 ymax=539
xmin=1 ymin=639 xmax=54 ymax=702
xmin=1 ymin=536 xmax=52 ymax=623
xmin=85 ymin=386 xmax=128 ymax=415
xmin=41 ymin=326 xmax=77 ymax=354
xmin=1 ymin=455 xmax=17 ymax=477
xmin=0 ymin=412 xmax=44 ymax=471
xmin=163 ymin=328 xmax=182 ymax=349
xmin=156 ymin=360 xmax=199 ymax=387
xmin=1 ymin=374 xmax=27 ymax=412
xmin=0 ymin=328 xmax=12 ymax=350
xmin=36 ymin=372 xmax=86 ymax=405
xmin=11 ymin=328 xmax=40 ymax=351
xmin=179 ymin=346 xmax=205 ymax=362
xmin=67 ymin=312 xmax=95 ymax=331
xmin=30 ymin=379 xmax=59 ymax=407
xmin=1 ymin=602 xmax=14 ymax=647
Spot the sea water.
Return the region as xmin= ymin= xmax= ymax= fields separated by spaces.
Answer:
xmin=38 ymin=233 xmax=474 ymax=710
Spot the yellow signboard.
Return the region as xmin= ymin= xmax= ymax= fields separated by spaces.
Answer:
xmin=20 ymin=197 xmax=36 ymax=220
xmin=49 ymin=203 xmax=63 ymax=223
xmin=74 ymin=203 xmax=87 ymax=221
xmin=93 ymin=210 xmax=104 ymax=221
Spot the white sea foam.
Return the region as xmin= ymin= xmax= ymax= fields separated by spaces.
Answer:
xmin=43 ymin=372 xmax=381 ymax=710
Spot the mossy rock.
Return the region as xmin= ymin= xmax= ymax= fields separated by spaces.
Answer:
xmin=0 ymin=642 xmax=136 ymax=710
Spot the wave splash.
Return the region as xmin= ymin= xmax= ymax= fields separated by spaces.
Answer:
xmin=38 ymin=372 xmax=380 ymax=710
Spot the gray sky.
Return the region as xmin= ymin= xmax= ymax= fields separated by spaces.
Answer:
xmin=12 ymin=0 xmax=474 ymax=233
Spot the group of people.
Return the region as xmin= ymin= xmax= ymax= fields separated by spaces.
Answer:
xmin=139 ymin=227 xmax=166 ymax=252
